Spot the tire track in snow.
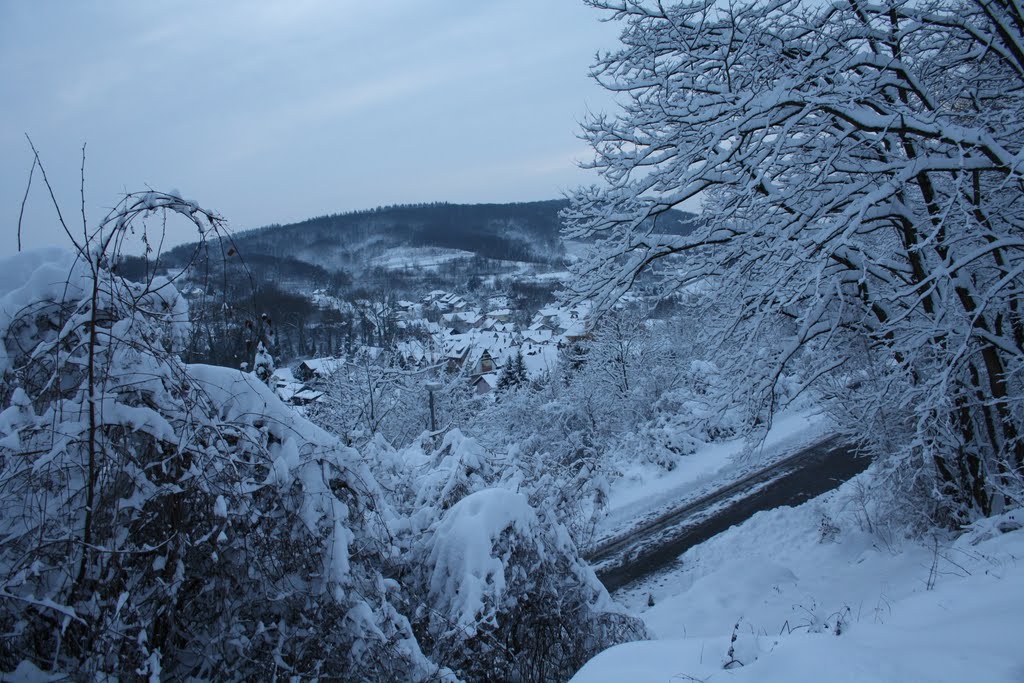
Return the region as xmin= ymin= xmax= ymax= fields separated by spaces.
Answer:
xmin=586 ymin=436 xmax=870 ymax=592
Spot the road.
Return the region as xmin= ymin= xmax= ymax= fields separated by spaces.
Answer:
xmin=586 ymin=435 xmax=870 ymax=592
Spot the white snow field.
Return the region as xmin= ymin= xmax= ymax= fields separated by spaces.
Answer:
xmin=573 ymin=476 xmax=1024 ymax=682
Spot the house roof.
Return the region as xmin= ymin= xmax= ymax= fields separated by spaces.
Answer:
xmin=473 ymin=373 xmax=498 ymax=389
xmin=298 ymin=357 xmax=344 ymax=376
xmin=293 ymin=389 xmax=324 ymax=403
xmin=524 ymin=328 xmax=554 ymax=343
xmin=522 ymin=344 xmax=558 ymax=379
xmin=272 ymin=367 xmax=297 ymax=383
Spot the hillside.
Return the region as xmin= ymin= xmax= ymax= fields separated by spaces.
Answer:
xmin=164 ymin=199 xmax=696 ymax=280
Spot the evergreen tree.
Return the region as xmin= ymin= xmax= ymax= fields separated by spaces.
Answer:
xmin=497 ymin=349 xmax=527 ymax=391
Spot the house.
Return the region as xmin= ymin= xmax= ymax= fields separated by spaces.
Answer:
xmin=486 ymin=308 xmax=512 ymax=323
xmin=429 ymin=291 xmax=470 ymax=313
xmin=561 ymin=320 xmax=590 ymax=343
xmin=423 ymin=290 xmax=447 ymax=307
xmin=476 ymin=349 xmax=499 ymax=376
xmin=395 ymin=300 xmax=420 ymax=320
xmin=444 ymin=340 xmax=471 ymax=373
xmin=290 ymin=388 xmax=325 ymax=405
xmin=473 ymin=373 xmax=498 ymax=395
xmin=271 ymin=368 xmax=324 ymax=406
xmin=524 ymin=327 xmax=554 ymax=344
xmin=396 ymin=339 xmax=441 ymax=369
xmin=442 ymin=309 xmax=484 ymax=331
xmin=294 ymin=357 xmax=344 ymax=382
xmin=530 ymin=302 xmax=594 ymax=343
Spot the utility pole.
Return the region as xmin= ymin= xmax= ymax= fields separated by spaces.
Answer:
xmin=426 ymin=382 xmax=442 ymax=432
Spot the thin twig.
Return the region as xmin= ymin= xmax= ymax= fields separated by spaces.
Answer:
xmin=25 ymin=134 xmax=82 ymax=254
xmin=16 ymin=155 xmax=36 ymax=252
xmin=80 ymin=142 xmax=88 ymax=242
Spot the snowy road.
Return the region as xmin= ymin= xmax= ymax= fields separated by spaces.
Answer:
xmin=587 ymin=435 xmax=870 ymax=591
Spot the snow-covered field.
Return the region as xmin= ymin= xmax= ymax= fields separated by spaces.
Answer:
xmin=368 ymin=246 xmax=476 ymax=270
xmin=574 ymin=473 xmax=1024 ymax=682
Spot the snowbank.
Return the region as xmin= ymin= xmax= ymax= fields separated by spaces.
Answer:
xmin=572 ymin=478 xmax=1024 ymax=683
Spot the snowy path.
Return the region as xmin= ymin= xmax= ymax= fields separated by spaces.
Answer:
xmin=589 ymin=436 xmax=871 ymax=591
xmin=595 ymin=410 xmax=831 ymax=544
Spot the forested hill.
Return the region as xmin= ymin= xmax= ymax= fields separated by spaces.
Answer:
xmin=164 ymin=199 xmax=695 ymax=275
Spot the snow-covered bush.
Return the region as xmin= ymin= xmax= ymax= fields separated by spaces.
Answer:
xmin=0 ymin=196 xmax=437 ymax=680
xmin=252 ymin=340 xmax=275 ymax=383
xmin=464 ymin=380 xmax=613 ymax=544
xmin=362 ymin=428 xmax=504 ymax=541
xmin=355 ymin=430 xmax=644 ymax=681
xmin=411 ymin=488 xmax=647 ymax=683
xmin=412 ymin=429 xmax=497 ymax=514
xmin=631 ymin=359 xmax=747 ymax=467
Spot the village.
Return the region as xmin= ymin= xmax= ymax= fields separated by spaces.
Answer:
xmin=270 ymin=287 xmax=595 ymax=405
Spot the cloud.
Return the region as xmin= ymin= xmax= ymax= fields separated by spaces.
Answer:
xmin=0 ymin=0 xmax=623 ymax=250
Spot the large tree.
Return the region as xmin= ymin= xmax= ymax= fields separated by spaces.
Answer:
xmin=565 ymin=0 xmax=1024 ymax=520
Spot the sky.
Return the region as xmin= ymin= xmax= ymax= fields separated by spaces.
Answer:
xmin=0 ymin=1 xmax=624 ymax=252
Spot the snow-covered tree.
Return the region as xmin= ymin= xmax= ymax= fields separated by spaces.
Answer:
xmin=496 ymin=349 xmax=527 ymax=392
xmin=413 ymin=487 xmax=645 ymax=683
xmin=252 ymin=340 xmax=275 ymax=383
xmin=566 ymin=0 xmax=1024 ymax=521
xmin=307 ymin=356 xmax=476 ymax=449
xmin=0 ymin=194 xmax=438 ymax=680
xmin=351 ymin=428 xmax=646 ymax=682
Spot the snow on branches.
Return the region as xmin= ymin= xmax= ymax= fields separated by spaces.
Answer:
xmin=0 ymin=189 xmax=644 ymax=681
xmin=567 ymin=0 xmax=1024 ymax=520
xmin=0 ymin=200 xmax=435 ymax=679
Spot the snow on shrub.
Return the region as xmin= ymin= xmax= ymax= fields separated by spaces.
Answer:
xmin=424 ymin=489 xmax=544 ymax=635
xmin=413 ymin=429 xmax=496 ymax=513
xmin=0 ymin=201 xmax=438 ymax=680
xmin=413 ymin=487 xmax=647 ymax=682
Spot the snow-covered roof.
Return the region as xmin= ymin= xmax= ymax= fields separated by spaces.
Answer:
xmin=298 ymin=357 xmax=344 ymax=376
xmin=293 ymin=389 xmax=324 ymax=403
xmin=272 ymin=367 xmax=296 ymax=383
xmin=562 ymin=321 xmax=588 ymax=338
xmin=524 ymin=328 xmax=554 ymax=343
xmin=521 ymin=344 xmax=558 ymax=379
xmin=473 ymin=373 xmax=498 ymax=389
xmin=442 ymin=309 xmax=483 ymax=326
xmin=397 ymin=339 xmax=439 ymax=365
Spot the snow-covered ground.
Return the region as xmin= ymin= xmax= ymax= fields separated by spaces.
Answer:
xmin=574 ymin=475 xmax=1024 ymax=682
xmin=598 ymin=409 xmax=832 ymax=542
xmin=368 ymin=246 xmax=476 ymax=270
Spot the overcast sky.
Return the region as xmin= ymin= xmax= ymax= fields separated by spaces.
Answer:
xmin=0 ymin=1 xmax=623 ymax=252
